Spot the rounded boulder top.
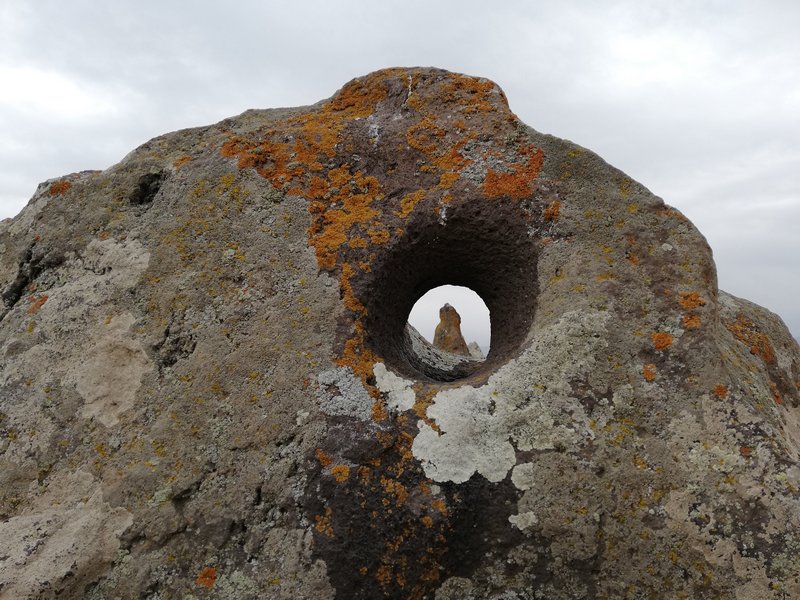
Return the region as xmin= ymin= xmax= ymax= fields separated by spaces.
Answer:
xmin=0 ymin=67 xmax=798 ymax=599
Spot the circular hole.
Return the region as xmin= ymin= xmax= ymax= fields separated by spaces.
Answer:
xmin=408 ymin=285 xmax=490 ymax=359
xmin=357 ymin=198 xmax=539 ymax=383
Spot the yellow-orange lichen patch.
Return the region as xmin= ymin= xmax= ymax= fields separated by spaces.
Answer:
xmin=437 ymin=171 xmax=459 ymax=190
xmin=657 ymin=209 xmax=688 ymax=221
xmin=543 ymin=200 xmax=561 ymax=222
xmin=651 ymin=332 xmax=673 ymax=351
xmin=407 ymin=116 xmax=446 ymax=154
xmin=442 ymin=74 xmax=500 ymax=113
xmin=367 ymin=227 xmax=391 ymax=245
xmin=682 ymin=314 xmax=701 ymax=330
xmin=195 ymin=566 xmax=218 ymax=589
xmin=338 ymin=320 xmax=382 ymax=386
xmin=340 ymin=263 xmax=366 ymax=314
xmin=48 ymin=180 xmax=72 ymax=196
xmin=713 ymin=385 xmax=728 ymax=399
xmin=431 ymin=136 xmax=473 ymax=174
xmin=315 ymin=448 xmax=333 ymax=467
xmin=26 ymin=294 xmax=48 ymax=315
xmin=678 ymin=292 xmax=706 ymax=310
xmin=643 ymin=363 xmax=657 ymax=382
xmin=770 ymin=382 xmax=783 ymax=405
xmin=482 ymin=145 xmax=544 ymax=200
xmin=430 ymin=498 xmax=449 ymax=517
xmin=307 ymin=167 xmax=383 ymax=270
xmin=398 ymin=190 xmax=426 ymax=218
xmin=381 ymin=477 xmax=409 ymax=507
xmin=331 ymin=464 xmax=351 ymax=482
xmin=326 ymin=69 xmax=401 ymax=118
xmin=315 ymin=507 xmax=335 ymax=538
xmin=173 ymin=155 xmax=192 ymax=169
xmin=725 ymin=315 xmax=776 ymax=364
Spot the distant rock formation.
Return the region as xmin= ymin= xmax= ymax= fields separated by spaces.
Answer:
xmin=432 ymin=303 xmax=470 ymax=356
xmin=0 ymin=67 xmax=798 ymax=599
xmin=467 ymin=341 xmax=484 ymax=359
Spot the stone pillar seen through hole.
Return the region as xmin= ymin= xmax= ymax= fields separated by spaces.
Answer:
xmin=407 ymin=285 xmax=490 ymax=360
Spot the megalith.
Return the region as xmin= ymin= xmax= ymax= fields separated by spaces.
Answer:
xmin=1 ymin=67 xmax=798 ymax=599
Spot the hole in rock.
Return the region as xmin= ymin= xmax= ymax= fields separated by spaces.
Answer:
xmin=408 ymin=285 xmax=490 ymax=359
xmin=358 ymin=198 xmax=539 ymax=383
xmin=130 ymin=171 xmax=166 ymax=206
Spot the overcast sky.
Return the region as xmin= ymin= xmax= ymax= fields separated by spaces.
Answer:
xmin=1 ymin=1 xmax=797 ymax=344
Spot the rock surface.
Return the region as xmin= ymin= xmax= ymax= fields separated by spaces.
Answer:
xmin=1 ymin=67 xmax=798 ymax=599
xmin=432 ymin=303 xmax=470 ymax=356
xmin=467 ymin=341 xmax=484 ymax=360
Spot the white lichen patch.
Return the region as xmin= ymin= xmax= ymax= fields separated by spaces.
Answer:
xmin=82 ymin=238 xmax=151 ymax=289
xmin=66 ymin=312 xmax=153 ymax=427
xmin=0 ymin=470 xmax=132 ymax=597
xmin=412 ymin=310 xmax=610 ymax=485
xmin=316 ymin=367 xmax=373 ymax=421
xmin=510 ymin=462 xmax=537 ymax=491
xmin=373 ymin=362 xmax=416 ymax=411
xmin=414 ymin=386 xmax=516 ymax=483
xmin=508 ymin=511 xmax=539 ymax=530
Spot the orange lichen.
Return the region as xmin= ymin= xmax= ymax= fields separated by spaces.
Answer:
xmin=307 ymin=167 xmax=383 ymax=270
xmin=657 ymin=209 xmax=688 ymax=221
xmin=543 ymin=200 xmax=561 ymax=221
xmin=173 ymin=155 xmax=192 ymax=169
xmin=406 ymin=116 xmax=446 ymax=153
xmin=26 ymin=294 xmax=48 ymax=315
xmin=398 ymin=190 xmax=426 ymax=218
xmin=195 ymin=567 xmax=218 ymax=589
xmin=421 ymin=515 xmax=433 ymax=528
xmin=367 ymin=227 xmax=391 ymax=245
xmin=643 ymin=363 xmax=657 ymax=382
xmin=437 ymin=171 xmax=459 ymax=189
xmin=431 ymin=136 xmax=473 ymax=174
xmin=770 ymin=382 xmax=783 ymax=405
xmin=739 ymin=446 xmax=752 ymax=458
xmin=48 ymin=180 xmax=71 ymax=196
xmin=430 ymin=498 xmax=448 ymax=516
xmin=331 ymin=464 xmax=351 ymax=482
xmin=315 ymin=448 xmax=333 ymax=467
xmin=482 ymin=145 xmax=544 ymax=200
xmin=682 ymin=314 xmax=701 ymax=330
xmin=315 ymin=507 xmax=335 ymax=538
xmin=340 ymin=264 xmax=366 ymax=314
xmin=651 ymin=332 xmax=673 ymax=351
xmin=725 ymin=315 xmax=776 ymax=364
xmin=678 ymin=292 xmax=706 ymax=310
xmin=442 ymin=74 xmax=499 ymax=113
xmin=713 ymin=385 xmax=728 ymax=399
xmin=380 ymin=477 xmax=409 ymax=507
xmin=376 ymin=564 xmax=393 ymax=588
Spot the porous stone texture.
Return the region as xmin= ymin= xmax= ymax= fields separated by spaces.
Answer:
xmin=1 ymin=67 xmax=798 ymax=599
xmin=433 ymin=303 xmax=470 ymax=356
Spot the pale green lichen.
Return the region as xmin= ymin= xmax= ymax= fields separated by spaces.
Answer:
xmin=412 ymin=310 xmax=610 ymax=485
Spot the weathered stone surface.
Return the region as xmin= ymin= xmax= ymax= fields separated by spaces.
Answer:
xmin=0 ymin=67 xmax=798 ymax=599
xmin=433 ymin=303 xmax=470 ymax=356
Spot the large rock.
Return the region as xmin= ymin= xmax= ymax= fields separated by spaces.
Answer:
xmin=433 ymin=303 xmax=470 ymax=356
xmin=1 ymin=67 xmax=798 ymax=599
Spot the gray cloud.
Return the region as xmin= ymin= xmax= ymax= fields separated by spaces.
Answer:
xmin=1 ymin=0 xmax=797 ymax=337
